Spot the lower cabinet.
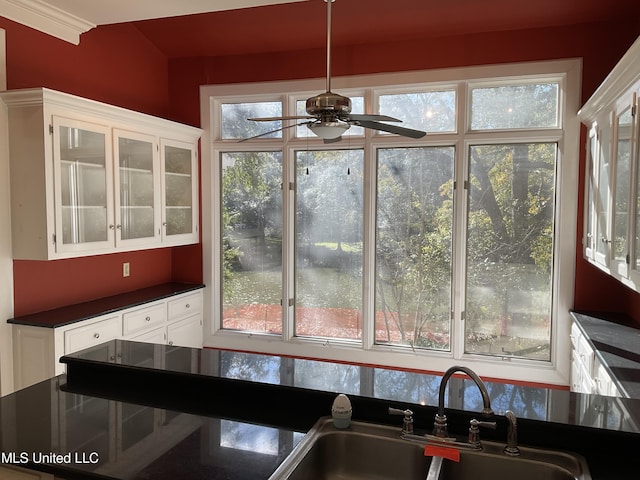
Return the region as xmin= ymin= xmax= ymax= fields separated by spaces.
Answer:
xmin=13 ymin=314 xmax=121 ymax=389
xmin=123 ymin=292 xmax=202 ymax=349
xmin=13 ymin=290 xmax=203 ymax=390
xmin=570 ymin=319 xmax=620 ymax=397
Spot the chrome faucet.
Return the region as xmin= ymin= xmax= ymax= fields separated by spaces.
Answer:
xmin=433 ymin=366 xmax=494 ymax=437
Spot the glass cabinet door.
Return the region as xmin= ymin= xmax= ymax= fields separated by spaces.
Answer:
xmin=594 ymin=114 xmax=612 ymax=267
xmin=161 ymin=139 xmax=198 ymax=243
xmin=611 ymin=101 xmax=634 ymax=276
xmin=114 ymin=130 xmax=161 ymax=247
xmin=584 ymin=126 xmax=598 ymax=261
xmin=53 ymin=116 xmax=114 ymax=253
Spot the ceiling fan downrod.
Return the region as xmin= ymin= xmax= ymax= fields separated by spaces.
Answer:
xmin=305 ymin=0 xmax=352 ymax=118
xmin=325 ymin=0 xmax=335 ymax=93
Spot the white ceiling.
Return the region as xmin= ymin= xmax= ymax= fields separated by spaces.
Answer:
xmin=0 ymin=0 xmax=308 ymax=44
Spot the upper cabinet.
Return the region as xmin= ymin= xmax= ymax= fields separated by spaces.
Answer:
xmin=579 ymin=36 xmax=640 ymax=291
xmin=1 ymin=88 xmax=202 ymax=260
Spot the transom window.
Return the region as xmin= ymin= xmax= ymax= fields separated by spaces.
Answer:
xmin=201 ymin=60 xmax=580 ymax=385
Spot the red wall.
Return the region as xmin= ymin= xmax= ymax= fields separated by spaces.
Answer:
xmin=0 ymin=18 xmax=181 ymax=317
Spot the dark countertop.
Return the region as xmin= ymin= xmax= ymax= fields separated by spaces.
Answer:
xmin=1 ymin=340 xmax=638 ymax=479
xmin=7 ymin=283 xmax=205 ymax=328
xmin=571 ymin=311 xmax=640 ymax=398
xmin=0 ymin=375 xmax=303 ymax=480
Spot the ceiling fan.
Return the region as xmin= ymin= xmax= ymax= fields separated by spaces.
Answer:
xmin=242 ymin=0 xmax=427 ymax=143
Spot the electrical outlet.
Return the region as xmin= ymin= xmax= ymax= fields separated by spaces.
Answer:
xmin=123 ymin=262 xmax=130 ymax=277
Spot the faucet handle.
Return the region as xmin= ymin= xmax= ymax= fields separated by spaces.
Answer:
xmin=388 ymin=407 xmax=414 ymax=434
xmin=468 ymin=418 xmax=497 ymax=447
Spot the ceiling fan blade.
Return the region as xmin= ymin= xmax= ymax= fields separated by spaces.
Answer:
xmin=356 ymin=120 xmax=426 ymax=139
xmin=346 ymin=113 xmax=402 ymax=122
xmin=239 ymin=122 xmax=311 ymax=142
xmin=248 ymin=115 xmax=314 ymax=122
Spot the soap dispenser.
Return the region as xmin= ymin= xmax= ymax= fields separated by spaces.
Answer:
xmin=331 ymin=394 xmax=352 ymax=429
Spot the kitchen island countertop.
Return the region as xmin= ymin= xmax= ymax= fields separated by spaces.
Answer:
xmin=1 ymin=338 xmax=639 ymax=479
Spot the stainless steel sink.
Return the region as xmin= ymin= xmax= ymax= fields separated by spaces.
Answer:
xmin=427 ymin=439 xmax=591 ymax=480
xmin=269 ymin=417 xmax=433 ymax=480
xmin=269 ymin=417 xmax=591 ymax=480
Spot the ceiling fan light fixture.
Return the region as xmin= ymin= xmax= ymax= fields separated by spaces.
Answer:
xmin=307 ymin=121 xmax=350 ymax=139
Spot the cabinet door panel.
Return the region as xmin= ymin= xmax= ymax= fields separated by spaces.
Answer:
xmin=114 ymin=130 xmax=161 ymax=248
xmin=611 ymin=102 xmax=634 ymax=276
xmin=595 ymin=118 xmax=612 ymax=266
xmin=167 ymin=314 xmax=202 ymax=348
xmin=53 ymin=116 xmax=114 ymax=254
xmin=161 ymin=139 xmax=198 ymax=245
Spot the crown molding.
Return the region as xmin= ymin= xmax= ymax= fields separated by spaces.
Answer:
xmin=0 ymin=0 xmax=95 ymax=45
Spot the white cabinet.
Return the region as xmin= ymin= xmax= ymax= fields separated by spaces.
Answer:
xmin=569 ymin=321 xmax=596 ymax=394
xmin=579 ymin=36 xmax=640 ymax=291
xmin=13 ymin=313 xmax=121 ymax=390
xmin=124 ymin=292 xmax=203 ymax=349
xmin=569 ymin=319 xmax=621 ymax=397
xmin=12 ymin=289 xmax=203 ymax=390
xmin=0 ymin=88 xmax=201 ymax=260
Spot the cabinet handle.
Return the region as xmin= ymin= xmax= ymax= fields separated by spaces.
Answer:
xmin=109 ymin=225 xmax=115 ymax=230
xmin=145 ymin=316 xmax=151 ymax=322
xmin=94 ymin=332 xmax=100 ymax=339
xmin=168 ymin=340 xmax=174 ymax=346
xmin=116 ymin=224 xmax=122 ymax=230
xmin=185 ymin=304 xmax=190 ymax=309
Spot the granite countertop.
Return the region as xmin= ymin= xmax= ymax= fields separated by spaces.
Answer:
xmin=7 ymin=282 xmax=204 ymax=328
xmin=2 ymin=341 xmax=640 ymax=479
xmin=0 ymin=376 xmax=302 ymax=480
xmin=571 ymin=311 xmax=640 ymax=398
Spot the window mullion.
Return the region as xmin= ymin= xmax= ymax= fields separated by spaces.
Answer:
xmin=361 ymin=143 xmax=377 ymax=350
xmin=282 ymin=145 xmax=296 ymax=340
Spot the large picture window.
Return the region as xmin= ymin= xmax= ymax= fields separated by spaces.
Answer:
xmin=201 ymin=60 xmax=580 ymax=384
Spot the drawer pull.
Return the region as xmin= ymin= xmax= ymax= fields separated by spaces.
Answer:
xmin=185 ymin=303 xmax=190 ymax=309
xmin=168 ymin=340 xmax=174 ymax=346
xmin=94 ymin=333 xmax=100 ymax=339
xmin=145 ymin=316 xmax=151 ymax=322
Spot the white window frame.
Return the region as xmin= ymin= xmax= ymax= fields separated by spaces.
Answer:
xmin=200 ymin=59 xmax=581 ymax=386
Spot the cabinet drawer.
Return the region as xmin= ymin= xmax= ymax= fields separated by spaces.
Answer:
xmin=123 ymin=303 xmax=166 ymax=335
xmin=168 ymin=292 xmax=202 ymax=321
xmin=64 ymin=316 xmax=121 ymax=354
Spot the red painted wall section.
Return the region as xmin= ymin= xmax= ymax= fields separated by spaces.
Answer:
xmin=1 ymin=18 xmax=177 ymax=316
xmin=168 ymin=18 xmax=640 ymax=324
xmin=12 ymin=250 xmax=173 ymax=317
xmin=1 ymin=18 xmax=169 ymax=117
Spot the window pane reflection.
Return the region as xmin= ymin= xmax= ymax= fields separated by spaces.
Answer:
xmin=220 ymin=351 xmax=282 ymax=385
xmin=294 ymin=359 xmax=360 ymax=395
xmin=373 ymin=368 xmax=440 ymax=405
xmin=221 ymin=420 xmax=280 ymax=455
xmin=458 ymin=379 xmax=549 ymax=420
